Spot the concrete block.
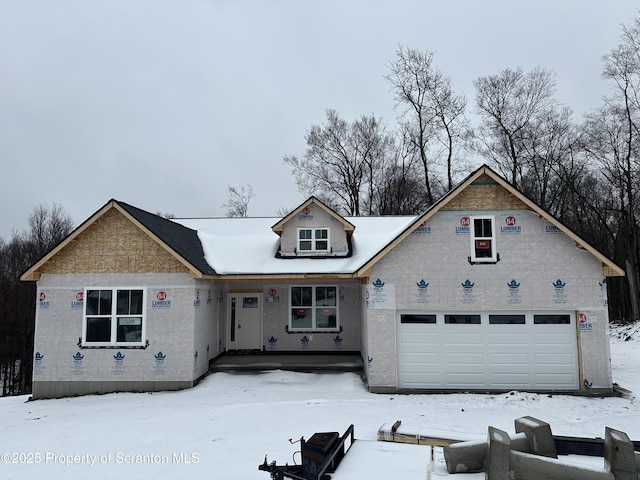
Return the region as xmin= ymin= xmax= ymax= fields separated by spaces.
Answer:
xmin=487 ymin=427 xmax=510 ymax=480
xmin=443 ymin=440 xmax=487 ymax=473
xmin=509 ymin=450 xmax=614 ymax=480
xmin=604 ymin=427 xmax=637 ymax=480
xmin=514 ymin=416 xmax=557 ymax=458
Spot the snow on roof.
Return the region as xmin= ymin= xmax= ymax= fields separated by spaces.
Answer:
xmin=173 ymin=215 xmax=417 ymax=275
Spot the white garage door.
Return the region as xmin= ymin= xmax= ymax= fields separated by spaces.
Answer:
xmin=397 ymin=312 xmax=579 ymax=391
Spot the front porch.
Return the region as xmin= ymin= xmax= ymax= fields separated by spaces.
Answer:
xmin=209 ymin=351 xmax=364 ymax=373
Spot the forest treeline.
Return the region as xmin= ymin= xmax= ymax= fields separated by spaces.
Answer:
xmin=0 ymin=205 xmax=73 ymax=395
xmin=3 ymin=18 xmax=640 ymax=396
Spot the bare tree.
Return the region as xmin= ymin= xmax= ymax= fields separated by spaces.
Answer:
xmin=222 ymin=185 xmax=254 ymax=217
xmin=592 ymin=16 xmax=640 ymax=323
xmin=27 ymin=203 xmax=74 ymax=260
xmin=386 ymin=46 xmax=469 ymax=200
xmin=520 ymin=105 xmax=578 ymax=212
xmin=284 ymin=110 xmax=393 ymax=216
xmin=371 ymin=131 xmax=427 ymax=215
xmin=474 ymin=67 xmax=556 ymax=187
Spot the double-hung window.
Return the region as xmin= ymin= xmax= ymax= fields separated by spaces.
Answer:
xmin=298 ymin=228 xmax=329 ymax=253
xmin=290 ymin=286 xmax=338 ymax=331
xmin=83 ymin=288 xmax=146 ymax=346
xmin=470 ymin=215 xmax=497 ymax=263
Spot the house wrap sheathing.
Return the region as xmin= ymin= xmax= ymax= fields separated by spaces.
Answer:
xmin=22 ymin=165 xmax=623 ymax=398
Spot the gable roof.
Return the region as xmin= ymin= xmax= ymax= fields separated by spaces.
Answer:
xmin=21 ymin=165 xmax=624 ymax=282
xmin=271 ymin=196 xmax=356 ymax=235
xmin=116 ymin=201 xmax=216 ymax=276
xmin=356 ymin=164 xmax=625 ymax=277
xmin=21 ymin=200 xmax=215 ymax=281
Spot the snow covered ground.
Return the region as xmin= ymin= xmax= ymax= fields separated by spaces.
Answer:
xmin=1 ymin=324 xmax=638 ymax=480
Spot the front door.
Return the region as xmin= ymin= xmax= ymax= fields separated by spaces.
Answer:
xmin=228 ymin=293 xmax=262 ymax=350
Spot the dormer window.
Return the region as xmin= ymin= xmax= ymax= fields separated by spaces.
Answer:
xmin=470 ymin=215 xmax=497 ymax=263
xmin=298 ymin=228 xmax=329 ymax=253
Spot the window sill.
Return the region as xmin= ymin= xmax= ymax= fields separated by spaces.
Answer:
xmin=78 ymin=338 xmax=150 ymax=349
xmin=468 ymin=253 xmax=500 ymax=265
xmin=285 ymin=326 xmax=343 ymax=334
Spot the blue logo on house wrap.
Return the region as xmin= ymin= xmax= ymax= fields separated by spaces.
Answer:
xmin=507 ymin=279 xmax=520 ymax=292
xmin=461 ymin=279 xmax=474 ymax=292
xmin=73 ymin=352 xmax=84 ymax=362
xmin=267 ymin=336 xmax=278 ymax=346
xmin=333 ymin=335 xmax=343 ymax=347
xmin=416 ymin=279 xmax=429 ymax=291
xmin=372 ymin=279 xmax=385 ymax=292
xmin=155 ymin=351 xmax=166 ymax=363
xmin=113 ymin=352 xmax=125 ymax=362
xmin=34 ymin=352 xmax=44 ymax=362
xmin=301 ymin=336 xmax=310 ymax=346
xmin=553 ymin=279 xmax=566 ymax=293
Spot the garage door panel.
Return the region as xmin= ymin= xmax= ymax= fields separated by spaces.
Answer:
xmin=444 ymin=373 xmax=485 ymax=387
xmin=400 ymin=352 xmax=440 ymax=364
xmin=399 ymin=342 xmax=441 ymax=353
xmin=444 ymin=353 xmax=484 ymax=364
xmin=534 ymin=373 xmax=577 ymax=387
xmin=534 ymin=353 xmax=575 ymax=365
xmin=399 ymin=336 xmax=439 ymax=347
xmin=398 ymin=311 xmax=579 ymax=390
xmin=533 ymin=333 xmax=575 ymax=345
xmin=444 ymin=333 xmax=483 ymax=343
xmin=489 ymin=353 xmax=529 ymax=365
xmin=488 ymin=333 xmax=529 ymax=345
xmin=487 ymin=343 xmax=529 ymax=353
xmin=402 ymin=373 xmax=441 ymax=387
xmin=488 ymin=373 xmax=531 ymax=386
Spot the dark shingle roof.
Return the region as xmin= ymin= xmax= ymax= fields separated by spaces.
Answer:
xmin=116 ymin=201 xmax=216 ymax=276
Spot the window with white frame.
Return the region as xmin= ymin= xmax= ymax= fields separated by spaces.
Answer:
xmin=83 ymin=288 xmax=146 ymax=346
xmin=298 ymin=228 xmax=329 ymax=253
xmin=470 ymin=215 xmax=497 ymax=262
xmin=290 ymin=286 xmax=338 ymax=331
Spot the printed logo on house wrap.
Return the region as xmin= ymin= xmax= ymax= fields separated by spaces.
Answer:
xmin=193 ymin=290 xmax=201 ymax=308
xmin=71 ymin=291 xmax=84 ymax=309
xmin=500 ymin=216 xmax=521 ymax=234
xmin=152 ymin=291 xmax=171 ymax=308
xmin=456 ymin=217 xmax=470 ymax=234
xmin=298 ymin=207 xmax=313 ymax=220
xmin=38 ymin=292 xmax=50 ymax=309
xmin=413 ymin=221 xmax=431 ymax=234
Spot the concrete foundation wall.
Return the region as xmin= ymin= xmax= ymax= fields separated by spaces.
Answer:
xmin=32 ymin=380 xmax=196 ymax=399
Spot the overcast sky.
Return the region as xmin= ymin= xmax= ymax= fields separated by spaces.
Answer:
xmin=1 ymin=0 xmax=638 ymax=240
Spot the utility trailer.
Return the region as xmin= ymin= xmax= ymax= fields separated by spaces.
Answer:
xmin=259 ymin=424 xmax=355 ymax=480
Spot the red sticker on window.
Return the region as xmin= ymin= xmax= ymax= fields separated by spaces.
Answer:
xmin=476 ymin=240 xmax=490 ymax=249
